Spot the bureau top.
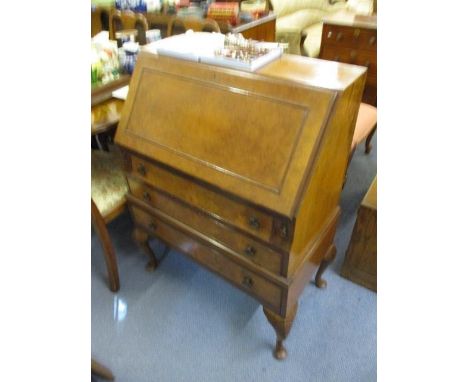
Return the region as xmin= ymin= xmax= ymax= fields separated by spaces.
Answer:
xmin=115 ymin=52 xmax=366 ymax=217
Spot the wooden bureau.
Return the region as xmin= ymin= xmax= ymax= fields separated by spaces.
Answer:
xmin=319 ymin=12 xmax=377 ymax=106
xmin=114 ymin=52 xmax=366 ymax=359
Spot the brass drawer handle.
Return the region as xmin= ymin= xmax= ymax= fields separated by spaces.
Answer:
xmin=369 ymin=36 xmax=376 ymax=45
xmin=336 ymin=32 xmax=343 ymax=41
xmin=148 ymin=221 xmax=157 ymax=231
xmin=242 ymin=276 xmax=254 ymax=288
xmin=327 ymin=31 xmax=332 ymax=39
xmin=143 ymin=191 xmax=151 ymax=202
xmin=353 ymin=29 xmax=361 ymax=38
xmin=244 ymin=246 xmax=257 ymax=257
xmin=137 ymin=163 xmax=147 ymax=176
xmin=248 ymin=216 xmax=260 ymax=230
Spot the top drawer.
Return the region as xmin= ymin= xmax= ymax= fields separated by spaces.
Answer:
xmin=126 ymin=153 xmax=292 ymax=249
xmin=322 ymin=24 xmax=377 ymax=50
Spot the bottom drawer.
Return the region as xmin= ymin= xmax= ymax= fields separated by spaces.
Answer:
xmin=129 ymin=204 xmax=283 ymax=313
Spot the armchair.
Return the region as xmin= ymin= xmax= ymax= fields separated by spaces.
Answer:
xmin=269 ymin=0 xmax=373 ymax=57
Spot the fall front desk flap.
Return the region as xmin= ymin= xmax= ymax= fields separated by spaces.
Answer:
xmin=114 ymin=51 xmax=366 ymax=218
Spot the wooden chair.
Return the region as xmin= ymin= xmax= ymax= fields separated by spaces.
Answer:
xmin=145 ymin=14 xmax=175 ymax=39
xmin=91 ymin=6 xmax=111 ymax=37
xmin=110 ymin=9 xmax=149 ymax=45
xmin=91 ymin=149 xmax=129 ymax=292
xmin=343 ymin=102 xmax=377 ymax=187
xmin=168 ymin=16 xmax=221 ymax=36
xmin=352 ymin=102 xmax=377 ymax=156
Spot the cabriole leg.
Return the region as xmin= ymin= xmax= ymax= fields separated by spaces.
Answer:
xmin=263 ymin=303 xmax=298 ymax=360
xmin=132 ymin=227 xmax=159 ymax=271
xmin=314 ymin=244 xmax=337 ymax=289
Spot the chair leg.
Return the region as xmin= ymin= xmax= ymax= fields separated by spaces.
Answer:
xmin=365 ymin=125 xmax=377 ymax=154
xmin=92 ymin=200 xmax=120 ymax=292
xmin=92 ymin=359 xmax=115 ymax=381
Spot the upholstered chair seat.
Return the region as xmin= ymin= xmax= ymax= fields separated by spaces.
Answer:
xmin=92 ymin=149 xmax=128 ymax=220
xmin=91 ymin=148 xmax=129 ymax=292
xmin=352 ymin=102 xmax=377 ymax=154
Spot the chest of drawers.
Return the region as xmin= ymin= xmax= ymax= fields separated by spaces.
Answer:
xmin=319 ymin=12 xmax=377 ymax=106
xmin=114 ymin=52 xmax=366 ymax=359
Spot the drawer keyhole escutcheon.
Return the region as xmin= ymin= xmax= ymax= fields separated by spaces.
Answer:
xmin=148 ymin=221 xmax=157 ymax=231
xmin=143 ymin=191 xmax=151 ymax=202
xmin=280 ymin=223 xmax=289 ymax=239
xmin=242 ymin=276 xmax=254 ymax=288
xmin=244 ymin=246 xmax=257 ymax=257
xmin=248 ymin=216 xmax=260 ymax=230
xmin=137 ymin=164 xmax=147 ymax=176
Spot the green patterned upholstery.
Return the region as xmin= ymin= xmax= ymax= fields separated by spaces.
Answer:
xmin=91 ymin=149 xmax=128 ymax=217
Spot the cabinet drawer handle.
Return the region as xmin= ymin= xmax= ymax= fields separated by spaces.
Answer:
xmin=244 ymin=246 xmax=257 ymax=257
xmin=369 ymin=36 xmax=376 ymax=45
xmin=242 ymin=276 xmax=254 ymax=288
xmin=353 ymin=29 xmax=361 ymax=38
xmin=327 ymin=31 xmax=332 ymax=39
xmin=143 ymin=191 xmax=151 ymax=202
xmin=336 ymin=32 xmax=343 ymax=41
xmin=148 ymin=221 xmax=157 ymax=231
xmin=248 ymin=216 xmax=260 ymax=230
xmin=137 ymin=164 xmax=147 ymax=176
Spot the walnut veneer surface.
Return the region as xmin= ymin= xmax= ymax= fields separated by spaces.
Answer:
xmin=114 ymin=52 xmax=366 ymax=359
xmin=341 ymin=176 xmax=377 ymax=291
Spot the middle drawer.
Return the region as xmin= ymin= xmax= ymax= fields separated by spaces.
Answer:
xmin=127 ymin=176 xmax=285 ymax=276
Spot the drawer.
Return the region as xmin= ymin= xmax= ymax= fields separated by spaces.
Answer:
xmin=127 ymin=177 xmax=285 ymax=275
xmin=129 ymin=204 xmax=283 ymax=313
xmin=320 ymin=46 xmax=376 ymax=78
xmin=127 ymin=154 xmax=292 ymax=247
xmin=323 ymin=24 xmax=377 ymax=50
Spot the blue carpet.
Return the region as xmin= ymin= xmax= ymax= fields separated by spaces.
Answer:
xmin=92 ymin=137 xmax=377 ymax=382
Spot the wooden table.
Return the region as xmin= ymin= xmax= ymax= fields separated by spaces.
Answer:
xmin=91 ymin=75 xmax=130 ymax=147
xmin=219 ymin=12 xmax=276 ymax=41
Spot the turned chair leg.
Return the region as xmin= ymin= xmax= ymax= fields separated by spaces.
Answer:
xmin=365 ymin=125 xmax=377 ymax=154
xmin=132 ymin=227 xmax=159 ymax=271
xmin=314 ymin=244 xmax=337 ymax=289
xmin=91 ymin=200 xmax=120 ymax=292
xmin=263 ymin=303 xmax=298 ymax=360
